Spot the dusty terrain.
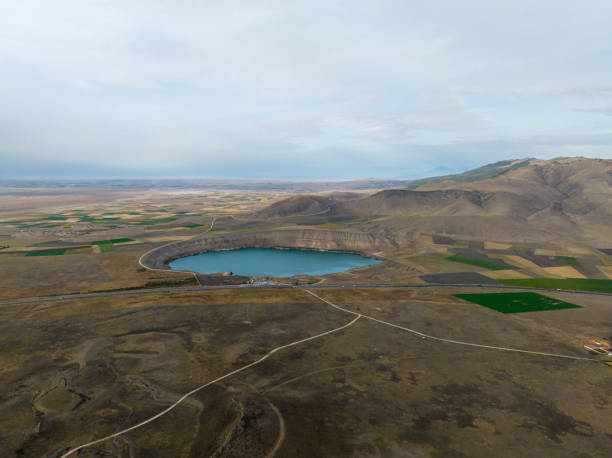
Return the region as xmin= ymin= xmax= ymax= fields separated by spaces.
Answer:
xmin=1 ymin=288 xmax=610 ymax=457
xmin=0 ymin=157 xmax=611 ymax=457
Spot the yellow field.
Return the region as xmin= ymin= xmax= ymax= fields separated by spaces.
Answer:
xmin=484 ymin=241 xmax=512 ymax=250
xmin=491 ymin=254 xmax=551 ymax=277
xmin=145 ymin=235 xmax=194 ymax=242
xmin=542 ymin=266 xmax=586 ymax=279
xmin=568 ymin=247 xmax=595 ymax=256
xmin=479 ymin=269 xmax=531 ymax=279
xmin=597 ymin=265 xmax=612 ymax=279
xmin=418 ymin=234 xmax=434 ymax=244
xmin=534 ymin=248 xmax=556 ymax=256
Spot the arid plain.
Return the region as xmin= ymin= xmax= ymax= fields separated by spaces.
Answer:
xmin=0 ymin=157 xmax=611 ymax=457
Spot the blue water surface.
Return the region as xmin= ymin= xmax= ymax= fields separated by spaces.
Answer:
xmin=168 ymin=247 xmax=380 ymax=277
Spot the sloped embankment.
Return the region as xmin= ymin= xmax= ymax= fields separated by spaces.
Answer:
xmin=141 ymin=229 xmax=383 ymax=270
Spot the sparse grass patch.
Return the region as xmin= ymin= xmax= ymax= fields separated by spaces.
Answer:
xmin=91 ymin=238 xmax=134 ymax=245
xmin=446 ymin=254 xmax=507 ymax=270
xmin=499 ymin=278 xmax=612 ymax=293
xmin=315 ymin=223 xmax=345 ymax=229
xmin=99 ymin=244 xmax=115 ymax=253
xmin=454 ymin=292 xmax=581 ymax=313
xmin=68 ymin=248 xmax=92 ymax=255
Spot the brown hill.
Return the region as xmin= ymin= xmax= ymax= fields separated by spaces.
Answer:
xmin=332 ymin=188 xmax=551 ymax=219
xmin=255 ymin=195 xmax=335 ymax=218
xmin=334 ymin=189 xmax=487 ymax=216
xmin=258 ymin=157 xmax=612 ymax=245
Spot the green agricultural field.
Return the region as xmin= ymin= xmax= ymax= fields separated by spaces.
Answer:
xmin=91 ymin=238 xmax=134 ymax=245
xmin=315 ymin=223 xmax=345 ymax=229
xmin=499 ymin=278 xmax=612 ymax=293
xmin=25 ymin=249 xmax=66 ymax=257
xmin=454 ymin=292 xmax=581 ymax=313
xmin=99 ymin=244 xmax=115 ymax=252
xmin=184 ymin=224 xmax=204 ymax=228
xmin=16 ymin=223 xmax=48 ymax=228
xmin=556 ymin=256 xmax=579 ymax=266
xmin=79 ymin=216 xmax=120 ymax=223
xmin=446 ymin=254 xmax=507 ymax=270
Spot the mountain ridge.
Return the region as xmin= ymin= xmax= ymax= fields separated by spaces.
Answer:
xmin=255 ymin=157 xmax=612 ymax=245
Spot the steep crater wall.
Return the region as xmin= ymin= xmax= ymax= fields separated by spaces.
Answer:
xmin=141 ymin=229 xmax=385 ymax=270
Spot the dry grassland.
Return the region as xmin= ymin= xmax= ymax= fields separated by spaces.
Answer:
xmin=542 ymin=266 xmax=586 ymax=279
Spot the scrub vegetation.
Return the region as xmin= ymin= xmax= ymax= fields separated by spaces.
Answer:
xmin=1 ymin=158 xmax=611 ymax=457
xmin=1 ymin=288 xmax=608 ymax=457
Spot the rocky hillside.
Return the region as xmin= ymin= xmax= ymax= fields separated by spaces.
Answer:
xmin=255 ymin=195 xmax=335 ymax=218
xmin=257 ymin=157 xmax=612 ymax=245
xmin=141 ymin=229 xmax=385 ymax=269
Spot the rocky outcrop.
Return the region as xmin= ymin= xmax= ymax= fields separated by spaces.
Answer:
xmin=141 ymin=229 xmax=384 ymax=270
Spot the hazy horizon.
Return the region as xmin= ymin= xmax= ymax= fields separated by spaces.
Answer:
xmin=2 ymin=1 xmax=611 ymax=179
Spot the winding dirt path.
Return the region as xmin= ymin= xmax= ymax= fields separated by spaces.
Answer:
xmin=59 ymin=312 xmax=361 ymax=457
xmin=265 ymin=398 xmax=286 ymax=458
xmin=58 ymin=285 xmax=603 ymax=457
xmin=303 ymin=289 xmax=597 ymax=362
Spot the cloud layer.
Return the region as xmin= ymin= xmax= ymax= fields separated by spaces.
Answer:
xmin=1 ymin=1 xmax=611 ymax=179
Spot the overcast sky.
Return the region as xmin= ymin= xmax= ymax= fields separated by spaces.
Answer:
xmin=1 ymin=1 xmax=611 ymax=179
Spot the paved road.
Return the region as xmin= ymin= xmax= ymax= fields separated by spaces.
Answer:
xmin=311 ymin=283 xmax=612 ymax=296
xmin=1 ymin=282 xmax=610 ymax=307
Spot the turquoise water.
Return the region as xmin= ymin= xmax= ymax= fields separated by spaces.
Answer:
xmin=168 ymin=247 xmax=381 ymax=277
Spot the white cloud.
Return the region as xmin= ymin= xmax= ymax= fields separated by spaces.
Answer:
xmin=0 ymin=0 xmax=611 ymax=178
